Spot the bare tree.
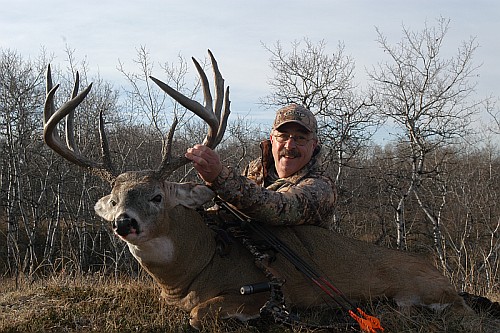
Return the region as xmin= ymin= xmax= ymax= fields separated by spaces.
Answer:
xmin=485 ymin=98 xmax=500 ymax=136
xmin=446 ymin=143 xmax=500 ymax=293
xmin=0 ymin=48 xmax=49 ymax=279
xmin=368 ymin=17 xmax=483 ymax=265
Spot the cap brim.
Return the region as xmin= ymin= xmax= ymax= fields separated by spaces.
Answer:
xmin=274 ymin=120 xmax=313 ymax=133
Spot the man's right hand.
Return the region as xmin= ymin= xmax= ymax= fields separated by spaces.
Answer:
xmin=185 ymin=144 xmax=223 ymax=183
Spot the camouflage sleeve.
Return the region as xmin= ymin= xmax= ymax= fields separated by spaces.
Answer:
xmin=208 ymin=166 xmax=336 ymax=228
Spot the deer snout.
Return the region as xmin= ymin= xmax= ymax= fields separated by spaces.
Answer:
xmin=113 ymin=214 xmax=140 ymax=237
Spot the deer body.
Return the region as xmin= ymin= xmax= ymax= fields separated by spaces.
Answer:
xmin=93 ymin=171 xmax=468 ymax=328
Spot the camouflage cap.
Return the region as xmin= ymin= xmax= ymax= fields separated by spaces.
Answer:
xmin=272 ymin=104 xmax=317 ymax=134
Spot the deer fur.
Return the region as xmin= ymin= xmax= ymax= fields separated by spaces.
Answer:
xmin=94 ymin=171 xmax=470 ymax=329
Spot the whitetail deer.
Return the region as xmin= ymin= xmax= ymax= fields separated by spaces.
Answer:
xmin=43 ymin=50 xmax=470 ymax=329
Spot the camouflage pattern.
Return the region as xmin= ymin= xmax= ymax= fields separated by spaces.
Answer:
xmin=208 ymin=140 xmax=337 ymax=229
xmin=273 ymin=103 xmax=318 ymax=135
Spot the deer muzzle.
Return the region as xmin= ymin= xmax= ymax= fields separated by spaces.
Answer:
xmin=113 ymin=214 xmax=140 ymax=237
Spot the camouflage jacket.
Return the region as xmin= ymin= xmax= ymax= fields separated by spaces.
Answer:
xmin=208 ymin=140 xmax=337 ymax=229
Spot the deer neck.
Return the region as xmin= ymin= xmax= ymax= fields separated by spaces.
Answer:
xmin=127 ymin=205 xmax=216 ymax=291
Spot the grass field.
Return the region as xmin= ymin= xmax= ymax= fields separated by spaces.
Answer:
xmin=1 ymin=273 xmax=499 ymax=333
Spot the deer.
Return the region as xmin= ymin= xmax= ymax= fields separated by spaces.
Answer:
xmin=43 ymin=50 xmax=471 ymax=330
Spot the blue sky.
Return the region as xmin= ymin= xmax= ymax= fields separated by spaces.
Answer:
xmin=1 ymin=0 xmax=499 ymax=132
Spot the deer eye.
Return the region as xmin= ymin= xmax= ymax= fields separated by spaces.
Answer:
xmin=151 ymin=194 xmax=162 ymax=203
xmin=109 ymin=199 xmax=117 ymax=207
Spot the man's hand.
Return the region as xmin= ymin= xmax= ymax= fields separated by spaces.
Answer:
xmin=185 ymin=144 xmax=223 ymax=183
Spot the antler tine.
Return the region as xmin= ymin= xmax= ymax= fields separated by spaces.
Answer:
xmin=207 ymin=50 xmax=231 ymax=147
xmin=214 ymin=86 xmax=231 ymax=147
xmin=191 ymin=57 xmax=219 ymax=148
xmin=43 ymin=65 xmax=116 ymax=184
xmin=98 ymin=110 xmax=115 ymax=176
xmin=207 ymin=50 xmax=224 ymax=122
xmin=65 ymin=71 xmax=80 ymax=153
xmin=44 ymin=64 xmax=57 ymax=128
xmin=155 ymin=117 xmax=188 ymax=178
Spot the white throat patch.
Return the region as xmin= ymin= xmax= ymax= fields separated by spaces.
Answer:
xmin=127 ymin=236 xmax=175 ymax=265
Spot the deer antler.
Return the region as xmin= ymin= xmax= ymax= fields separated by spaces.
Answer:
xmin=150 ymin=50 xmax=231 ymax=179
xmin=44 ymin=65 xmax=117 ymax=184
xmin=44 ymin=51 xmax=230 ymax=183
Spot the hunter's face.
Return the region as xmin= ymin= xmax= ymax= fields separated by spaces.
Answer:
xmin=271 ymin=123 xmax=317 ymax=178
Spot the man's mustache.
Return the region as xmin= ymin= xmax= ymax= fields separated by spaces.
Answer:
xmin=280 ymin=149 xmax=301 ymax=158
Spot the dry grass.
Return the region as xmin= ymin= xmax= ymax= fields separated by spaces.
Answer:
xmin=0 ymin=274 xmax=498 ymax=333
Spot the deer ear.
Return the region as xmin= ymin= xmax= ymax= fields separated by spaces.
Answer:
xmin=174 ymin=183 xmax=215 ymax=209
xmin=94 ymin=194 xmax=115 ymax=221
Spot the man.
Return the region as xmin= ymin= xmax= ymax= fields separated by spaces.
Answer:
xmin=185 ymin=104 xmax=336 ymax=229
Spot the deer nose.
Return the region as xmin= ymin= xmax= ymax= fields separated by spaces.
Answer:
xmin=113 ymin=214 xmax=140 ymax=237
